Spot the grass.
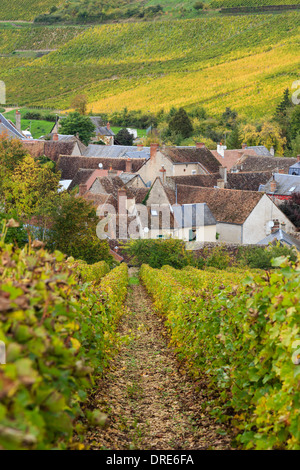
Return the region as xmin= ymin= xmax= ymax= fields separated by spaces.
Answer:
xmin=3 ymin=108 xmax=54 ymax=138
xmin=111 ymin=127 xmax=147 ymax=138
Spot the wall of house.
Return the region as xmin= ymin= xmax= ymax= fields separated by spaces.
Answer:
xmin=175 ymin=225 xmax=216 ymax=242
xmin=137 ymin=150 xmax=174 ymax=185
xmin=71 ymin=142 xmax=82 ymax=156
xmin=146 ymin=178 xmax=171 ymax=206
xmin=172 ymin=163 xmax=206 ymax=176
xmin=242 ymin=194 xmax=296 ymax=244
xmin=217 ymin=222 xmax=242 ymax=244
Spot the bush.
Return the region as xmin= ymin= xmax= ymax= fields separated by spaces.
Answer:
xmin=236 ymin=243 xmax=297 ymax=269
xmin=124 ymin=239 xmax=194 ymax=269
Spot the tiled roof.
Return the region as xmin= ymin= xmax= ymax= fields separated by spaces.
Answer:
xmin=167 ymin=172 xmax=272 ymax=192
xmin=57 ymin=156 xmax=146 ymax=179
xmin=245 ymin=145 xmax=272 ymax=156
xmin=211 ymin=149 xmax=257 ymax=170
xmin=68 ymin=169 xmax=95 ymax=191
xmin=177 ymin=185 xmax=264 ymax=225
xmin=232 ymin=155 xmax=297 ymax=173
xmin=161 ymin=147 xmax=220 ymax=174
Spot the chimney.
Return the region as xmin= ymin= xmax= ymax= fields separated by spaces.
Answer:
xmin=278 ymin=169 xmax=285 ymax=174
xmin=270 ymin=146 xmax=275 ymax=157
xmin=271 ymin=219 xmax=280 ymax=233
xmin=297 ymin=155 xmax=300 ymax=162
xmin=53 ymin=133 xmax=59 ymax=141
xmin=15 ymin=110 xmax=21 ymax=133
xmin=107 ymin=122 xmax=111 ymax=131
xmin=242 ymin=143 xmax=247 ymax=150
xmin=217 ymin=142 xmax=227 ymax=158
xmin=108 ymin=167 xmax=118 ymax=177
xmin=219 ymin=166 xmax=227 ymax=183
xmin=196 ymin=142 xmax=205 ymax=149
xmin=217 ymin=179 xmax=225 ymax=189
xmin=281 ymin=222 xmax=286 ymax=231
xmin=159 ymin=165 xmax=166 ymax=184
xmin=126 ymin=158 xmax=132 ymax=173
xmin=118 ymin=188 xmax=127 ymax=215
xmin=79 ymin=184 xmax=87 ymax=196
xmin=137 ymin=144 xmax=143 ymax=151
xmin=270 ymin=176 xmax=277 ymax=193
xmin=150 ymin=143 xmax=159 ymax=160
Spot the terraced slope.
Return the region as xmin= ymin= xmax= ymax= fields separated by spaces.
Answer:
xmin=1 ymin=13 xmax=298 ymax=119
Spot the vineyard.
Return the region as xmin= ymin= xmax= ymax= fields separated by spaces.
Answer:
xmin=140 ymin=261 xmax=300 ymax=450
xmin=0 ymin=238 xmax=128 ymax=449
xmin=0 ymin=12 xmax=299 ymax=119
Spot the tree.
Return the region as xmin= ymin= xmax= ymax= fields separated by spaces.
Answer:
xmin=4 ymin=155 xmax=60 ymax=223
xmin=241 ymin=124 xmax=260 ymax=146
xmin=290 ymin=132 xmax=300 ymax=157
xmin=71 ymin=94 xmax=88 ymax=115
xmin=221 ymin=107 xmax=238 ymax=129
xmin=115 ymin=128 xmax=134 ymax=146
xmin=275 ymin=88 xmax=290 ymax=118
xmin=0 ymin=135 xmax=28 ymax=196
xmin=45 ymin=192 xmax=112 ymax=264
xmin=226 ymin=124 xmax=243 ymax=149
xmin=289 ymin=105 xmax=300 ymax=141
xmin=193 ymin=2 xmax=204 ymax=10
xmin=60 ymin=112 xmax=95 ymax=145
xmin=259 ymin=122 xmax=286 ymax=156
xmin=168 ymin=108 xmax=193 ymax=139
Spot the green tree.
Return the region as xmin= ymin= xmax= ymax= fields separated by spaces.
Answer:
xmin=226 ymin=124 xmax=243 ymax=149
xmin=46 ymin=192 xmax=112 ymax=264
xmin=115 ymin=128 xmax=134 ymax=146
xmin=4 ymin=155 xmax=60 ymax=222
xmin=289 ymin=105 xmax=300 ymax=141
xmin=0 ymin=135 xmax=28 ymax=196
xmin=60 ymin=112 xmax=95 ymax=145
xmin=168 ymin=108 xmax=193 ymax=139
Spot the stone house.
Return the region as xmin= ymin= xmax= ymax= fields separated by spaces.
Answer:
xmin=176 ymin=185 xmax=296 ymax=244
xmin=137 ymin=143 xmax=222 ymax=186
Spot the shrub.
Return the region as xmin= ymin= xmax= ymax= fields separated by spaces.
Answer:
xmin=124 ymin=239 xmax=194 ymax=269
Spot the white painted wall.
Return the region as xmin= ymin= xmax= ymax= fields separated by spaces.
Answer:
xmin=243 ymin=194 xmax=296 ymax=244
xmin=216 ymin=223 xmax=242 ymax=243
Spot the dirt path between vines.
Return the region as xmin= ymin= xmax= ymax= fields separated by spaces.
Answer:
xmin=84 ymin=269 xmax=232 ymax=450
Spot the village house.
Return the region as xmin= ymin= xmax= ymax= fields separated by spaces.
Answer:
xmin=231 ymin=154 xmax=297 ymax=174
xmin=137 ymin=143 xmax=222 ymax=186
xmin=0 ymin=112 xmax=25 ymax=140
xmin=175 ymin=185 xmax=296 ymax=244
xmin=289 ymin=155 xmax=300 ymax=176
xmin=258 ymin=227 xmax=300 ymax=251
xmin=259 ymin=172 xmax=300 ymax=201
xmin=83 ymin=143 xmax=150 ymax=159
xmin=166 ymin=170 xmax=273 ymax=192
xmin=89 ymin=118 xmax=115 ymax=145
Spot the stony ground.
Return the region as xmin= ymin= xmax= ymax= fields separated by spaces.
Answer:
xmin=84 ymin=269 xmax=232 ymax=450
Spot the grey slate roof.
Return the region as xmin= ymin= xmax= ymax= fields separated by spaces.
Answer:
xmin=257 ymin=229 xmax=300 ymax=250
xmin=289 ymin=161 xmax=300 ymax=175
xmin=173 ymin=203 xmax=216 ymax=228
xmin=0 ymin=113 xmax=24 ymax=140
xmin=245 ymin=145 xmax=272 ymax=156
xmin=90 ymin=117 xmax=115 ymax=136
xmin=259 ymin=173 xmax=300 ymax=195
xmin=84 ymin=145 xmax=150 ymax=159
